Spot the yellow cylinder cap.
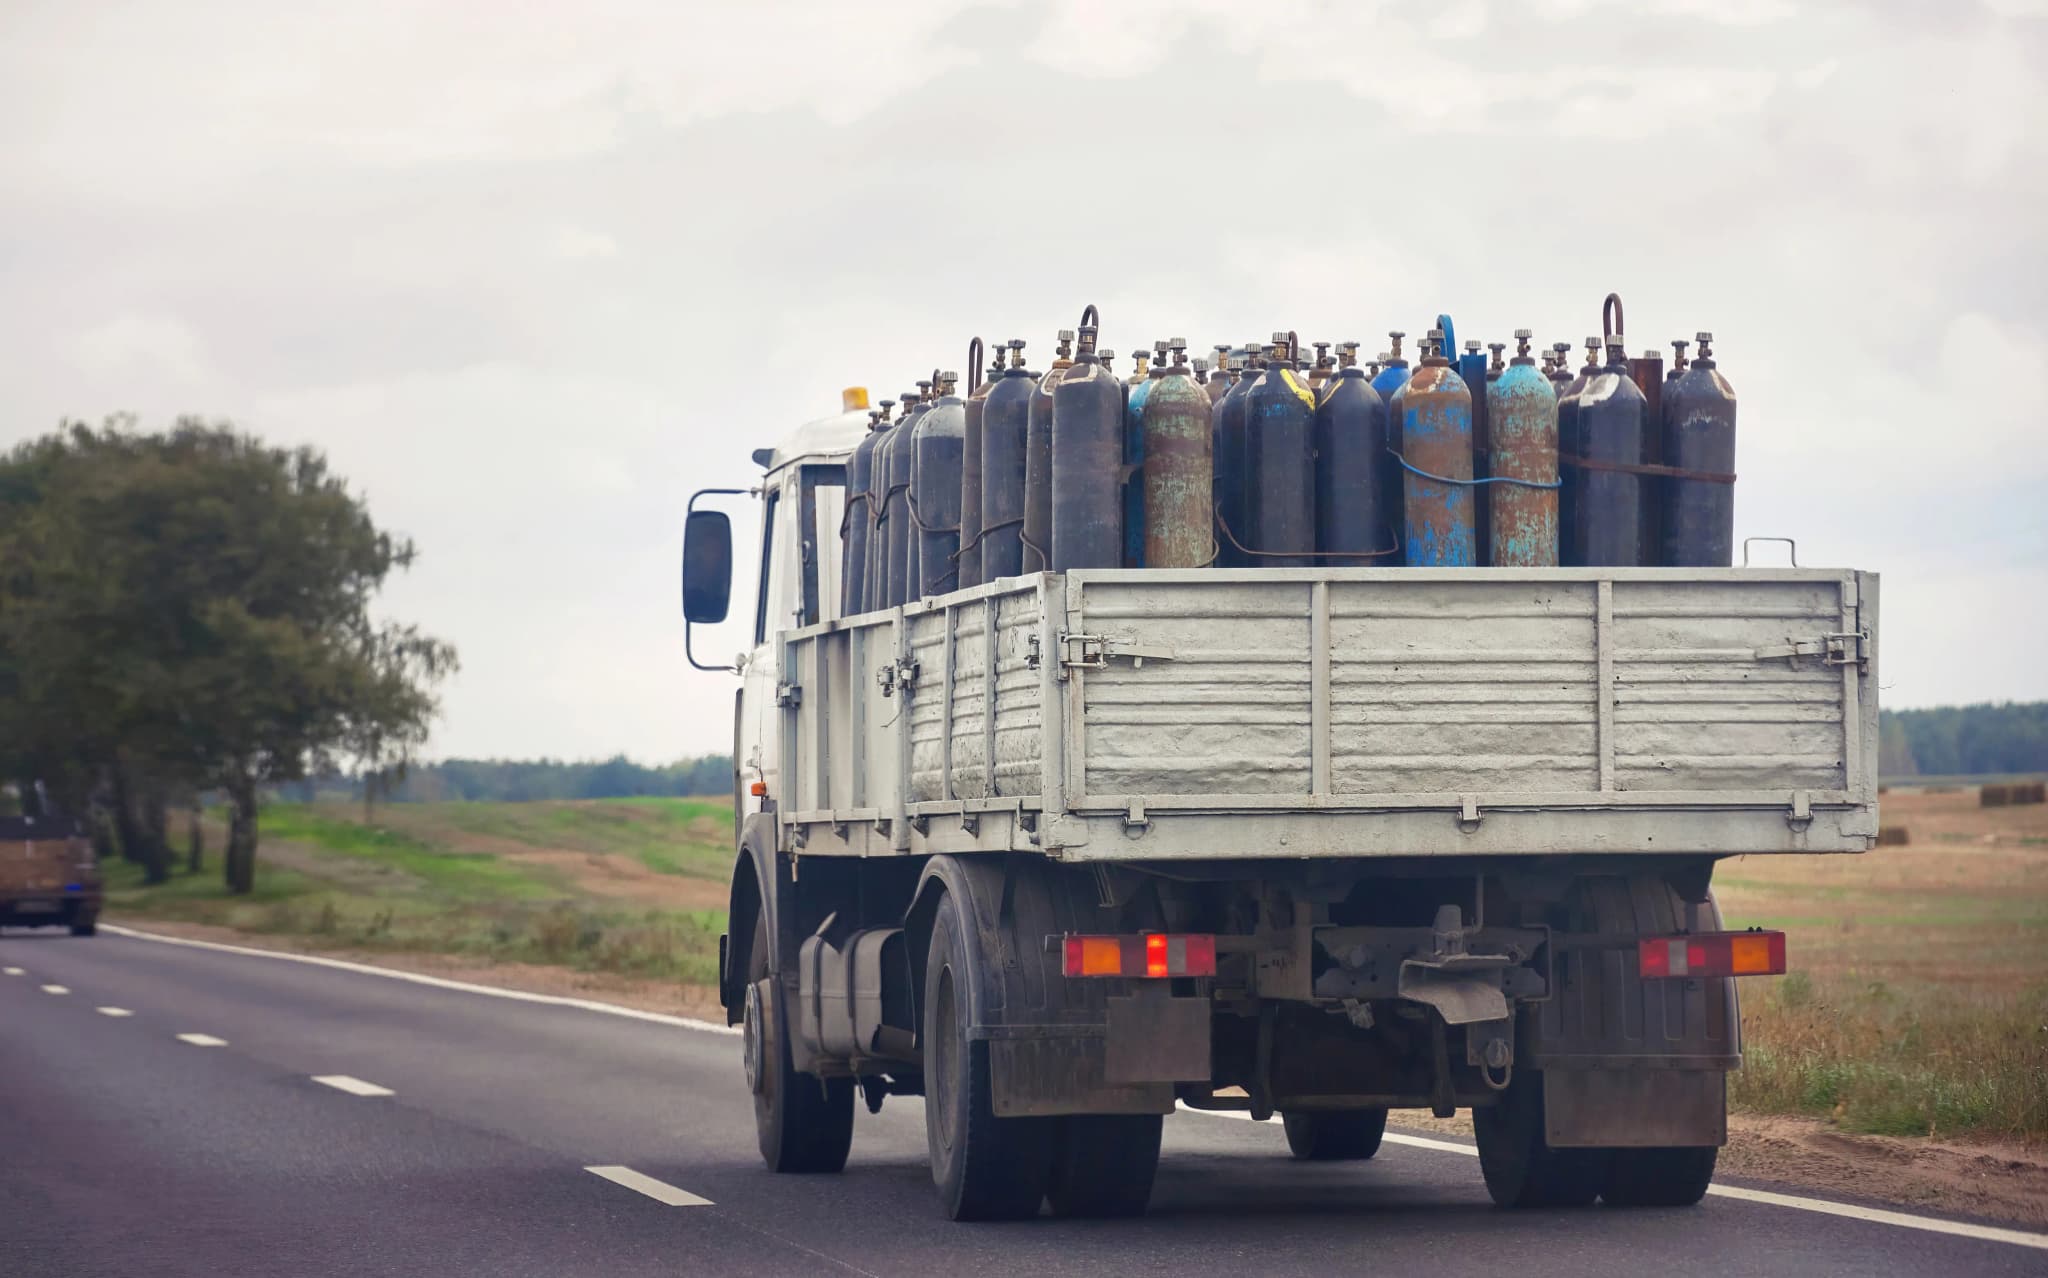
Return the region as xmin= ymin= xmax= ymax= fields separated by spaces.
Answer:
xmin=841 ymin=386 xmax=870 ymax=413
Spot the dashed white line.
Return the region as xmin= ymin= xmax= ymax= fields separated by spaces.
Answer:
xmin=40 ymin=983 xmax=69 ymax=995
xmin=175 ymin=1032 xmax=227 ymax=1047
xmin=312 ymin=1074 xmax=394 ymax=1097
xmin=3 ymin=965 xmax=23 ymax=975
xmin=96 ymin=1006 xmax=134 ymax=1017
xmin=585 ymin=1165 xmax=713 ymax=1207
xmin=1179 ymin=1104 xmax=2048 ymax=1252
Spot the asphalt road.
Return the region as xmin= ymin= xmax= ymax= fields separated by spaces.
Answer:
xmin=3 ymin=928 xmax=2042 ymax=1277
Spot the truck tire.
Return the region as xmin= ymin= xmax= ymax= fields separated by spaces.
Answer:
xmin=70 ymin=912 xmax=97 ymax=938
xmin=745 ymin=910 xmax=854 ymax=1174
xmin=1602 ymin=1146 xmax=1717 ymax=1207
xmin=1045 ymin=1114 xmax=1162 ymax=1217
xmin=923 ymin=890 xmax=1054 ymax=1220
xmin=1282 ymin=1108 xmax=1387 ymax=1161
xmin=1473 ymin=1073 xmax=1608 ymax=1208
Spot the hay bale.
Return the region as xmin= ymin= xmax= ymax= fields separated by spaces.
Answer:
xmin=1876 ymin=826 xmax=1910 ymax=846
xmin=1980 ymin=784 xmax=2011 ymax=808
xmin=2012 ymin=782 xmax=2046 ymax=806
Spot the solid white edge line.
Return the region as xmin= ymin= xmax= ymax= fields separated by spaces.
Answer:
xmin=3 ymin=965 xmax=24 ymax=975
xmin=101 ymin=924 xmax=740 ymax=1036
xmin=311 ymin=1074 xmax=396 ymax=1097
xmin=1177 ymin=1103 xmax=2048 ymax=1252
xmin=175 ymin=1032 xmax=227 ymax=1047
xmin=96 ymin=1006 xmax=134 ymax=1017
xmin=40 ymin=983 xmax=69 ymax=994
xmin=585 ymin=1165 xmax=713 ymax=1207
xmin=91 ymin=925 xmax=2047 ymax=1252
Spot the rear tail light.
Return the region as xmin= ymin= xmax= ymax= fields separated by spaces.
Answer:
xmin=1062 ymin=933 xmax=1217 ymax=979
xmin=1638 ymin=929 xmax=1786 ymax=979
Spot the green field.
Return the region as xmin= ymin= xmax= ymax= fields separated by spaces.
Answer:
xmin=103 ymin=798 xmax=733 ymax=984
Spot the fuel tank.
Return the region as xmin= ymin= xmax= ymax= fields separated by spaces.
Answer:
xmin=1022 ymin=330 xmax=1075 ymax=572
xmin=1660 ymin=331 xmax=1738 ymax=567
xmin=912 ymin=371 xmax=966 ymax=597
xmin=1486 ymin=330 xmax=1560 ymax=567
xmin=1138 ymin=350 xmax=1213 ymax=568
xmin=1397 ymin=331 xmax=1477 ymax=567
xmin=1569 ymin=336 xmax=1650 ymax=566
xmin=1243 ymin=332 xmax=1317 ymax=567
xmin=1314 ymin=351 xmax=1392 ymax=565
xmin=1049 ymin=307 xmax=1123 ymax=570
xmin=978 ymin=340 xmax=1035 ymax=582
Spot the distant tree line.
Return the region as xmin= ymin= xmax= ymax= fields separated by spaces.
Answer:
xmin=0 ymin=418 xmax=454 ymax=891
xmin=1880 ymin=702 xmax=2048 ymax=778
xmin=287 ymin=754 xmax=732 ymax=803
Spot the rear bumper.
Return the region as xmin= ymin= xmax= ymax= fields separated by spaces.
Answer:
xmin=0 ymin=893 xmax=100 ymax=926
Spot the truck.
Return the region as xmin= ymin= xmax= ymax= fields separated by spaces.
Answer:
xmin=0 ymin=784 xmax=100 ymax=937
xmin=679 ymin=396 xmax=1878 ymax=1221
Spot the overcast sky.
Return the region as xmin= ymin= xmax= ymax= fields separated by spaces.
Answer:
xmin=2 ymin=0 xmax=2043 ymax=762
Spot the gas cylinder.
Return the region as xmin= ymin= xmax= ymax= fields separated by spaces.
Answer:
xmin=1243 ymin=331 xmax=1317 ymax=566
xmin=912 ymin=371 xmax=967 ymax=598
xmin=1207 ymin=354 xmax=1235 ymax=404
xmin=1455 ymin=334 xmax=1492 ymax=559
xmin=1486 ymin=343 xmax=1506 ymax=383
xmin=1123 ymin=343 xmax=1162 ymax=567
xmin=1569 ymin=335 xmax=1649 ymax=566
xmin=1628 ymin=344 xmax=1666 ymax=562
xmin=1050 ymin=307 xmax=1123 ymax=571
xmin=1555 ymin=339 xmax=1600 ymax=565
xmin=1208 ymin=340 xmax=1264 ymax=567
xmin=873 ymin=388 xmax=922 ymax=609
xmin=1660 ymin=331 xmax=1737 ymax=567
xmin=959 ymin=339 xmax=995 ymax=591
xmin=1307 ymin=341 xmax=1335 ymax=402
xmin=842 ymin=402 xmax=890 ymax=616
xmin=1139 ymin=348 xmax=1214 ymax=568
xmin=1486 ymin=330 xmax=1560 ymax=567
xmin=1397 ymin=331 xmax=1477 ymax=567
xmin=1315 ymin=342 xmax=1391 ymax=565
xmin=979 ymin=339 xmax=1035 ymax=582
xmin=1191 ymin=357 xmax=1209 ymax=386
xmin=1667 ymin=339 xmax=1689 ymax=381
xmin=1023 ymin=330 xmax=1075 ymax=571
xmin=1371 ymin=331 xmax=1414 ymax=566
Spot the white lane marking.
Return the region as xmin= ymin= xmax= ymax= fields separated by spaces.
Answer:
xmin=40 ymin=984 xmax=69 ymax=994
xmin=1179 ymin=1104 xmax=2048 ymax=1252
xmin=3 ymin=965 xmax=23 ymax=975
xmin=176 ymin=1032 xmax=227 ymax=1047
xmin=585 ymin=1165 xmax=713 ymax=1207
xmin=102 ymin=924 xmax=739 ymax=1036
xmin=96 ymin=1006 xmax=134 ymax=1017
xmin=312 ymin=1074 xmax=395 ymax=1097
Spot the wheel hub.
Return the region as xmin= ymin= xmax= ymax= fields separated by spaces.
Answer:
xmin=742 ymin=981 xmax=767 ymax=1097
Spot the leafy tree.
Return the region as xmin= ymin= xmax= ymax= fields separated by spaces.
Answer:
xmin=0 ymin=419 xmax=455 ymax=890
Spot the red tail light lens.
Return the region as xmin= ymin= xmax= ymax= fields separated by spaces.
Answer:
xmin=1638 ymin=930 xmax=1786 ymax=980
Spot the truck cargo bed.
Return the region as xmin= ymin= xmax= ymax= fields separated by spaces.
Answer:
xmin=770 ymin=567 xmax=1878 ymax=861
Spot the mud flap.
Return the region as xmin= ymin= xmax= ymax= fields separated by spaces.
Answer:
xmin=1544 ymin=1069 xmax=1726 ymax=1148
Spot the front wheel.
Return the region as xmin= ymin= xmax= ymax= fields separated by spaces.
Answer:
xmin=1282 ymin=1108 xmax=1387 ymax=1161
xmin=743 ymin=909 xmax=853 ymax=1173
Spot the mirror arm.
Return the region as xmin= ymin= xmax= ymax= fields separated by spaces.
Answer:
xmin=685 ymin=487 xmax=750 ymax=673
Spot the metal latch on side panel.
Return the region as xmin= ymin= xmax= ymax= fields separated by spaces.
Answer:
xmin=1058 ymin=633 xmax=1178 ymax=671
xmin=1786 ymin=790 xmax=1813 ymax=831
xmin=776 ymin=682 xmax=802 ymax=708
xmin=876 ymin=659 xmax=920 ymax=698
xmin=1752 ymin=631 xmax=1869 ymax=673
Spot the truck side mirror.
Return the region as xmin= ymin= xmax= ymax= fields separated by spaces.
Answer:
xmin=682 ymin=509 xmax=733 ymax=624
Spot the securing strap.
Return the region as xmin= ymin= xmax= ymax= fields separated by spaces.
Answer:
xmin=1387 ymin=448 xmax=1560 ymax=490
xmin=1214 ymin=507 xmax=1399 ymax=560
xmin=951 ymin=516 xmax=1022 ymax=561
xmin=1560 ymin=453 xmax=1736 ymax=484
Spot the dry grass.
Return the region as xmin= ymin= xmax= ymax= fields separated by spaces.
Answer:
xmin=1717 ymin=787 xmax=2048 ymax=1143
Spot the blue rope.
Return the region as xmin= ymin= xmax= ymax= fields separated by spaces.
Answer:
xmin=1386 ymin=448 xmax=1561 ymax=490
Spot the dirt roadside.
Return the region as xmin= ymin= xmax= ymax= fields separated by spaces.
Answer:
xmin=108 ymin=920 xmax=2048 ymax=1230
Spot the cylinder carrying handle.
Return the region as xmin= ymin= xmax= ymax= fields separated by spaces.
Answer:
xmin=1435 ymin=313 xmax=1457 ymax=356
xmin=967 ymin=337 xmax=984 ymax=394
xmin=1603 ymin=293 xmax=1625 ymax=342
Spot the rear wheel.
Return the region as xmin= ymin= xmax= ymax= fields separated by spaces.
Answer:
xmin=1282 ymin=1108 xmax=1387 ymax=1161
xmin=1473 ymin=1073 xmax=1608 ymax=1208
xmin=1602 ymin=1146 xmax=1717 ymax=1207
xmin=744 ymin=909 xmax=853 ymax=1173
xmin=1046 ymin=1113 xmax=1162 ymax=1217
xmin=69 ymin=912 xmax=97 ymax=938
xmin=923 ymin=890 xmax=1054 ymax=1220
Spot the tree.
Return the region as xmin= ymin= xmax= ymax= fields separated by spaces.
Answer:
xmin=0 ymin=419 xmax=456 ymax=891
